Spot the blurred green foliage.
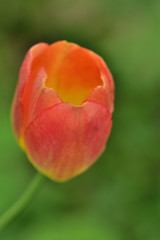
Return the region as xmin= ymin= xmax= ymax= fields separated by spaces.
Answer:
xmin=0 ymin=0 xmax=160 ymax=239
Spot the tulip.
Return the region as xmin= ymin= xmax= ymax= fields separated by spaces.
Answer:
xmin=11 ymin=41 xmax=114 ymax=181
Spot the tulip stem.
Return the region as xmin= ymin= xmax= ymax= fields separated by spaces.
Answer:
xmin=0 ymin=171 xmax=44 ymax=231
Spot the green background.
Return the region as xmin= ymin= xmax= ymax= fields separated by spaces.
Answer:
xmin=0 ymin=0 xmax=160 ymax=239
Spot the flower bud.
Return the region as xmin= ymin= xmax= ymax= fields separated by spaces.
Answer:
xmin=11 ymin=41 xmax=114 ymax=181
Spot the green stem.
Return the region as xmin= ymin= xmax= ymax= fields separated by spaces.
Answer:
xmin=0 ymin=172 xmax=44 ymax=231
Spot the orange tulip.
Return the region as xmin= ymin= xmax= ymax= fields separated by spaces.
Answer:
xmin=11 ymin=41 xmax=114 ymax=181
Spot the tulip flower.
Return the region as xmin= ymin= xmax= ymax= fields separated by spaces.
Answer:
xmin=11 ymin=40 xmax=114 ymax=181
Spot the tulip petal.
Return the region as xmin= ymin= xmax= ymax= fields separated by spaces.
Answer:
xmin=23 ymin=102 xmax=112 ymax=181
xmin=86 ymin=50 xmax=114 ymax=112
xmin=22 ymin=67 xmax=47 ymax=127
xmin=12 ymin=43 xmax=48 ymax=139
xmin=21 ymin=67 xmax=63 ymax=130
xmin=30 ymin=87 xmax=62 ymax=122
xmin=46 ymin=44 xmax=103 ymax=105
xmin=84 ymin=86 xmax=110 ymax=109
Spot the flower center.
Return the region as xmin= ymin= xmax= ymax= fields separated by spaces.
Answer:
xmin=33 ymin=41 xmax=103 ymax=105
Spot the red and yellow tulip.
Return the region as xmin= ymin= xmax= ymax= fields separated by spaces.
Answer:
xmin=11 ymin=41 xmax=114 ymax=181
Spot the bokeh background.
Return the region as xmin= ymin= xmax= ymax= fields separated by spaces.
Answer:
xmin=0 ymin=0 xmax=160 ymax=239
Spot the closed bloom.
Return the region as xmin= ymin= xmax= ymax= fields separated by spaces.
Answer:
xmin=11 ymin=41 xmax=114 ymax=181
